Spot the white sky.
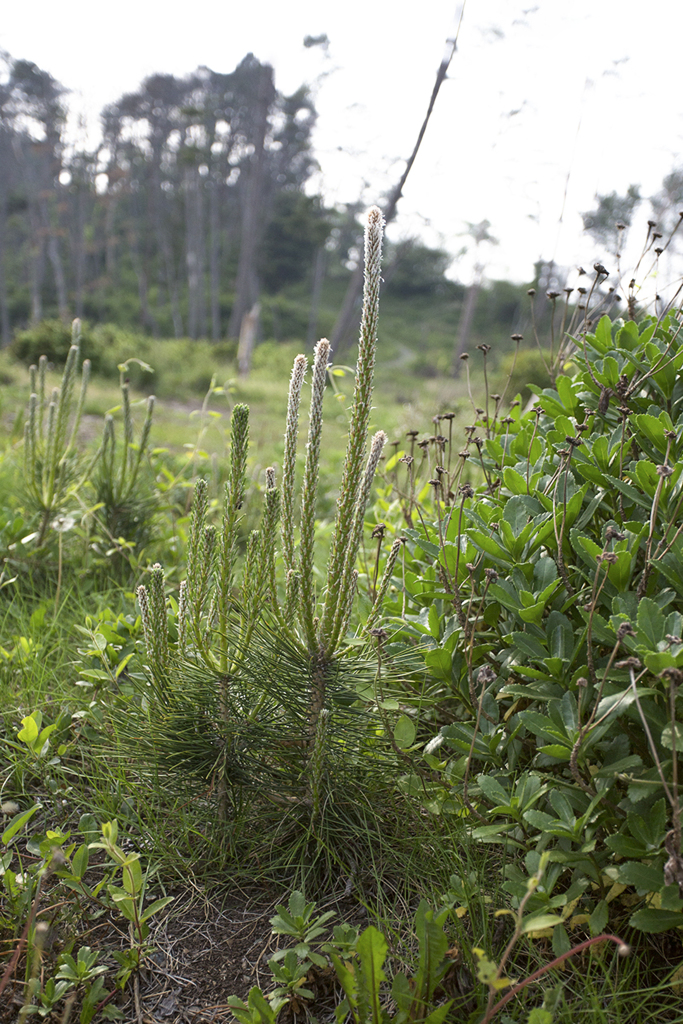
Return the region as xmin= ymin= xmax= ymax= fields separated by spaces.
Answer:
xmin=2 ymin=0 xmax=683 ymax=289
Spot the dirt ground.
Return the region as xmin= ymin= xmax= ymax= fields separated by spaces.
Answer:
xmin=1 ymin=885 xmax=371 ymax=1024
xmin=132 ymin=889 xmax=284 ymax=1024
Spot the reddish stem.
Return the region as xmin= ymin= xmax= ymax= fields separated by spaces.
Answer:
xmin=0 ymin=873 xmax=44 ymax=999
xmin=480 ymin=933 xmax=628 ymax=1023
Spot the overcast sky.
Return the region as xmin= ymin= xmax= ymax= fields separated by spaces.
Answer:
xmin=2 ymin=0 xmax=682 ymax=291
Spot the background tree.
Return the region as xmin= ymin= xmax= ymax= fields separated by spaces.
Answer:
xmin=0 ymin=50 xmax=324 ymax=343
xmin=581 ymin=184 xmax=641 ymax=255
xmin=452 ymin=219 xmax=498 ymax=375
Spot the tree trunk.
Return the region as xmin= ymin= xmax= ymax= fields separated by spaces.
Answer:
xmin=228 ymin=66 xmax=274 ymax=339
xmin=41 ymin=197 xmax=69 ymax=321
xmin=128 ymin=226 xmax=159 ymax=335
xmin=72 ymin=186 xmax=87 ymax=320
xmin=237 ymin=302 xmax=260 ymax=377
xmin=452 ymin=276 xmax=481 ymax=376
xmin=150 ymin=164 xmax=183 ymax=338
xmin=185 ymin=167 xmax=206 ymax=339
xmin=30 ymin=229 xmax=44 ymax=325
xmin=104 ymin=189 xmax=119 ymax=283
xmin=208 ymin=177 xmax=221 ymax=341
xmin=306 ymin=247 xmax=327 ymax=348
xmin=0 ymin=189 xmax=10 ymax=346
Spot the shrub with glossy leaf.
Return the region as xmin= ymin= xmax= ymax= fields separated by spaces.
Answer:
xmin=379 ymin=311 xmax=683 ymax=937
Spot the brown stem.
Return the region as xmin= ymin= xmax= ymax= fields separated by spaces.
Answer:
xmin=480 ymin=934 xmax=628 ymax=1023
xmin=0 ymin=873 xmax=44 ymax=999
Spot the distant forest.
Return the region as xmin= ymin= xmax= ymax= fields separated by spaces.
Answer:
xmin=4 ymin=50 xmax=683 ymax=354
xmin=0 ymin=51 xmax=462 ymax=348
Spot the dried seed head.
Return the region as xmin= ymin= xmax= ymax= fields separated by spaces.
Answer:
xmin=616 ymin=621 xmax=636 ymax=640
xmin=460 ymin=483 xmax=474 ymax=498
xmin=594 ymin=263 xmax=609 ymax=276
xmin=616 ymin=657 xmax=642 ymax=670
xmin=576 ymin=676 xmax=588 ymax=688
xmin=484 ymin=568 xmax=498 ymax=582
xmin=371 ymin=523 xmax=386 ymax=540
xmin=460 ymin=352 xmax=469 ymax=361
xmin=477 ymin=344 xmax=492 ymax=354
xmin=527 ymin=288 xmax=536 ymax=296
xmin=657 ymin=463 xmax=673 ymax=477
xmin=477 ymin=665 xmax=496 ymax=685
xmin=547 ymin=290 xmax=561 ymax=300
xmin=511 ymin=333 xmax=523 ymax=342
xmin=605 ymin=526 xmax=626 ymax=542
